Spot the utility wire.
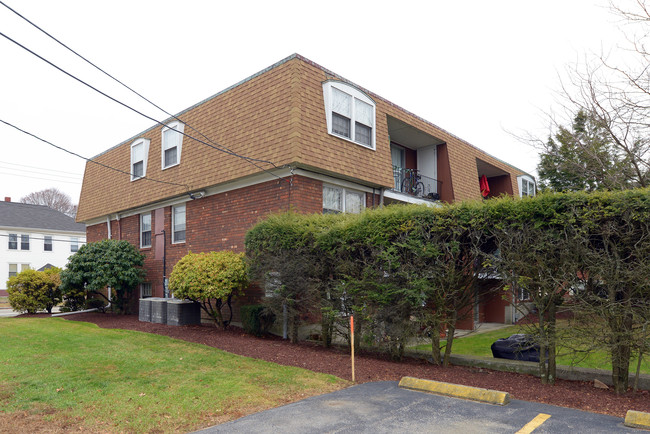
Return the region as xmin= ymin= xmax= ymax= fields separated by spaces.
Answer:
xmin=0 ymin=3 xmax=288 ymax=185
xmin=0 ymin=163 xmax=82 ymax=180
xmin=0 ymin=119 xmax=189 ymax=188
xmin=0 ymin=29 xmax=288 ymax=184
xmin=0 ymin=0 xmax=276 ymax=169
xmin=0 ymin=233 xmax=86 ymax=244
xmin=1 ymin=172 xmax=81 ymax=185
xmin=0 ymin=160 xmax=83 ymax=176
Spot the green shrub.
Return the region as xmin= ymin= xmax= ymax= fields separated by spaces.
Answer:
xmin=60 ymin=239 xmax=145 ymax=314
xmin=240 ymin=304 xmax=275 ymax=336
xmin=169 ymin=250 xmax=248 ymax=329
xmin=7 ymin=267 xmax=62 ymax=314
xmin=85 ymin=298 xmax=106 ymax=311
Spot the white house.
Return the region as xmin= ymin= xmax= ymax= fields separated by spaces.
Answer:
xmin=0 ymin=197 xmax=86 ymax=296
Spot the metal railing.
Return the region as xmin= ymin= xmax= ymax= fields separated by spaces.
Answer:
xmin=392 ymin=167 xmax=441 ymax=200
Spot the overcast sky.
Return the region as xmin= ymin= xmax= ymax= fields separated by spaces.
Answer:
xmin=0 ymin=0 xmax=624 ymax=206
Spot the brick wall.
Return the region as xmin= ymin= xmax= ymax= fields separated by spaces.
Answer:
xmin=85 ymin=175 xmax=324 ymax=319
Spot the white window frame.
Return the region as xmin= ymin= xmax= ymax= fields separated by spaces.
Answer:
xmin=130 ymin=138 xmax=150 ymax=181
xmin=44 ymin=235 xmax=53 ymax=252
xmin=20 ymin=234 xmax=29 ymax=251
xmin=8 ymin=233 xmax=17 ymax=250
xmin=8 ymin=263 xmax=29 ymax=279
xmin=517 ymin=175 xmax=536 ymax=197
xmin=161 ymin=121 xmax=185 ymax=170
xmin=140 ymin=282 xmax=152 ymax=298
xmin=70 ymin=237 xmax=79 ymax=252
xmin=172 ymin=204 xmax=186 ymax=244
xmin=323 ymin=185 xmax=365 ymax=214
xmin=140 ymin=213 xmax=152 ymax=248
xmin=322 ymin=81 xmax=376 ymax=150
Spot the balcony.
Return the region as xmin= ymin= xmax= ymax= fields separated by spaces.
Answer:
xmin=391 ymin=167 xmax=441 ymax=201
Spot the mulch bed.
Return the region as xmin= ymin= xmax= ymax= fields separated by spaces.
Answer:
xmin=18 ymin=312 xmax=650 ymax=418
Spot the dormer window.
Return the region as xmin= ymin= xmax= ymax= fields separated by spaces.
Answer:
xmin=518 ymin=175 xmax=536 ymax=197
xmin=323 ymin=81 xmax=376 ymax=150
xmin=130 ymin=138 xmax=150 ymax=181
xmin=162 ymin=121 xmax=184 ymax=169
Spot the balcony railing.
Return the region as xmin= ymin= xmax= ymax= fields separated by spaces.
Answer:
xmin=392 ymin=167 xmax=441 ymax=201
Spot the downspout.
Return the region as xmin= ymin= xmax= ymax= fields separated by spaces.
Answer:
xmin=116 ymin=214 xmax=122 ymax=240
xmin=379 ymin=187 xmax=385 ymax=208
xmin=52 ymin=287 xmax=112 ymax=317
xmin=54 ymin=214 xmax=114 ymax=318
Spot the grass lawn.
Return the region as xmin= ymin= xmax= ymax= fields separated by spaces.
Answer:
xmin=410 ymin=324 xmax=650 ymax=375
xmin=0 ymin=318 xmax=347 ymax=433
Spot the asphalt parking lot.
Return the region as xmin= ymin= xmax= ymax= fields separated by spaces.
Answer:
xmin=196 ymin=381 xmax=634 ymax=433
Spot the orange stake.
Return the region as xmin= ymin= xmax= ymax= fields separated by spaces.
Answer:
xmin=350 ymin=315 xmax=355 ymax=382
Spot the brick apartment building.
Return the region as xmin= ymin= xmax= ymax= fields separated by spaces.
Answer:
xmin=77 ymin=54 xmax=535 ymax=325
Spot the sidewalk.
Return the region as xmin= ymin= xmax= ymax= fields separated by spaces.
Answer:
xmin=0 ymin=307 xmax=62 ymax=317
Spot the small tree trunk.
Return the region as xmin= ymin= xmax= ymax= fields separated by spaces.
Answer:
xmin=547 ymin=302 xmax=557 ymax=385
xmin=290 ymin=312 xmax=300 ymax=343
xmin=611 ymin=309 xmax=633 ymax=394
xmin=538 ymin=309 xmax=548 ymax=384
xmin=430 ymin=317 xmax=442 ymax=365
xmin=443 ymin=311 xmax=458 ymax=367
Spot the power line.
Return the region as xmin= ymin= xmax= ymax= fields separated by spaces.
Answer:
xmin=0 ymin=12 xmax=288 ymax=184
xmin=0 ymin=233 xmax=86 ymax=244
xmin=0 ymin=0 xmax=277 ymax=169
xmin=0 ymin=159 xmax=83 ymax=176
xmin=0 ymin=172 xmax=81 ymax=185
xmin=0 ymin=119 xmax=189 ymax=188
xmin=0 ymin=163 xmax=82 ymax=180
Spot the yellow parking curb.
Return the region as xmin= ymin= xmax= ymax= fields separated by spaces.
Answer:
xmin=624 ymin=410 xmax=650 ymax=429
xmin=398 ymin=376 xmax=510 ymax=406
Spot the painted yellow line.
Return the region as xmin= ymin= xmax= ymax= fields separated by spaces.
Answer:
xmin=516 ymin=413 xmax=551 ymax=434
xmin=625 ymin=410 xmax=650 ymax=429
xmin=398 ymin=376 xmax=510 ymax=405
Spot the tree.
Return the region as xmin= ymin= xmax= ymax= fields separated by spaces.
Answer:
xmin=245 ymin=213 xmax=332 ymax=343
xmin=535 ymin=1 xmax=650 ymax=191
xmin=60 ymin=239 xmax=145 ymax=313
xmin=20 ymin=188 xmax=78 ymax=218
xmin=569 ymin=190 xmax=650 ymax=394
xmin=169 ymin=251 xmax=248 ymax=329
xmin=7 ymin=267 xmax=62 ymax=314
xmin=537 ymin=110 xmax=635 ymax=191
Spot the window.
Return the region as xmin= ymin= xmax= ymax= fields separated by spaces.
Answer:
xmin=44 ymin=235 xmax=52 ymax=252
xmin=130 ymin=138 xmax=150 ymax=181
xmin=70 ymin=237 xmax=79 ymax=252
xmin=8 ymin=233 xmax=17 ymax=250
xmin=518 ymin=175 xmax=536 ymax=197
xmin=323 ymin=185 xmax=365 ymax=214
xmin=517 ymin=286 xmax=530 ymax=301
xmin=140 ymin=213 xmax=152 ymax=248
xmin=161 ymin=121 xmax=184 ymax=169
xmin=8 ymin=263 xmax=29 ymax=279
xmin=8 ymin=263 xmax=17 ymax=279
xmin=172 ymin=204 xmax=186 ymax=243
xmin=20 ymin=234 xmax=29 ymax=250
xmin=323 ymin=81 xmax=376 ymax=149
xmin=140 ymin=282 xmax=152 ymax=298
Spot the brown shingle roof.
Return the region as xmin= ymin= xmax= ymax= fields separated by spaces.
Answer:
xmin=77 ymin=54 xmax=528 ymax=222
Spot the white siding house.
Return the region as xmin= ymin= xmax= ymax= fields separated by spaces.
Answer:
xmin=0 ymin=198 xmax=86 ymax=296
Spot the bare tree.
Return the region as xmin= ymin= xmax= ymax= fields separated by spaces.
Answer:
xmin=527 ymin=1 xmax=650 ymax=191
xmin=20 ymin=188 xmax=77 ymax=218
